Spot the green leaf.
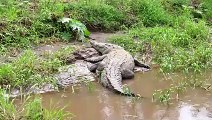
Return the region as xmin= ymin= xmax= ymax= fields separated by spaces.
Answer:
xmin=84 ymin=29 xmax=90 ymax=36
xmin=60 ymin=32 xmax=72 ymax=41
xmin=59 ymin=17 xmax=71 ymax=23
xmin=58 ymin=17 xmax=90 ymax=42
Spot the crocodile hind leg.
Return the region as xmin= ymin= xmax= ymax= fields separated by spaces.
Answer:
xmin=97 ymin=70 xmax=110 ymax=87
xmin=121 ymin=69 xmax=134 ymax=79
xmin=85 ymin=55 xmax=106 ymax=72
xmin=134 ymin=59 xmax=150 ymax=69
xmin=96 ymin=62 xmax=106 ymax=83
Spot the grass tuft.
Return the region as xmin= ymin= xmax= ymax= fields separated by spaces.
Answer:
xmin=0 ymin=89 xmax=72 ymax=120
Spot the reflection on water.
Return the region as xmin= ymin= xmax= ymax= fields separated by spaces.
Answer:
xmin=179 ymin=103 xmax=212 ymax=120
xmin=38 ymin=69 xmax=212 ymax=120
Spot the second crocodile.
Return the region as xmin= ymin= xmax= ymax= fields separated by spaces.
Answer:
xmin=85 ymin=41 xmax=150 ymax=97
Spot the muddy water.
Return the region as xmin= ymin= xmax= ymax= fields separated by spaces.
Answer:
xmin=41 ymin=69 xmax=212 ymax=120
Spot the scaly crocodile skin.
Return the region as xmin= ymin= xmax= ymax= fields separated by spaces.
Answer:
xmin=90 ymin=41 xmax=138 ymax=97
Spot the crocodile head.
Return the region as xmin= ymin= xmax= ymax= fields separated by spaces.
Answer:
xmin=90 ymin=40 xmax=122 ymax=54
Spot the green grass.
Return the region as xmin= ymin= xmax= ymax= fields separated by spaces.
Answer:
xmin=124 ymin=0 xmax=171 ymax=27
xmin=24 ymin=97 xmax=71 ymax=120
xmin=0 ymin=89 xmax=72 ymax=120
xmin=66 ymin=2 xmax=126 ymax=31
xmin=109 ymin=18 xmax=211 ymax=73
xmin=0 ymin=90 xmax=17 ymax=119
xmin=65 ymin=0 xmax=172 ymax=30
xmin=0 ymin=0 xmax=88 ymax=52
xmin=0 ymin=46 xmax=74 ymax=88
xmin=0 ymin=50 xmax=58 ymax=87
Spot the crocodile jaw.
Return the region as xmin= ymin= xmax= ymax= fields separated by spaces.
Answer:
xmin=90 ymin=40 xmax=122 ymax=54
xmin=90 ymin=41 xmax=107 ymax=54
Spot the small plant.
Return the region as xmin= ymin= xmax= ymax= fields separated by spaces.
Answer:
xmin=153 ymin=89 xmax=173 ymax=104
xmin=123 ymin=84 xmax=134 ymax=96
xmin=24 ymin=97 xmax=44 ymax=119
xmin=25 ymin=97 xmax=72 ymax=120
xmin=0 ymin=89 xmax=17 ymax=119
xmin=152 ymin=81 xmax=193 ymax=104
xmin=84 ymin=81 xmax=96 ymax=92
xmin=58 ymin=17 xmax=90 ymax=42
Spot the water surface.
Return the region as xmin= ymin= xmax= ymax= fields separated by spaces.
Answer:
xmin=41 ymin=69 xmax=212 ymax=120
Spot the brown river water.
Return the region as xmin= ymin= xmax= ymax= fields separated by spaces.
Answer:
xmin=39 ymin=68 xmax=212 ymax=120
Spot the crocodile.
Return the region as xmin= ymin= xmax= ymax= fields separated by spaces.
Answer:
xmin=85 ymin=40 xmax=150 ymax=97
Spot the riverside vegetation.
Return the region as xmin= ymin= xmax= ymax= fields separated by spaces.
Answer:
xmin=0 ymin=0 xmax=212 ymax=119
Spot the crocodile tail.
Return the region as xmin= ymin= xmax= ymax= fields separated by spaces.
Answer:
xmin=102 ymin=66 xmax=139 ymax=97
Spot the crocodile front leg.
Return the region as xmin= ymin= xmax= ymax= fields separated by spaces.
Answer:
xmin=87 ymin=61 xmax=105 ymax=72
xmin=85 ymin=55 xmax=106 ymax=63
xmin=121 ymin=69 xmax=134 ymax=79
